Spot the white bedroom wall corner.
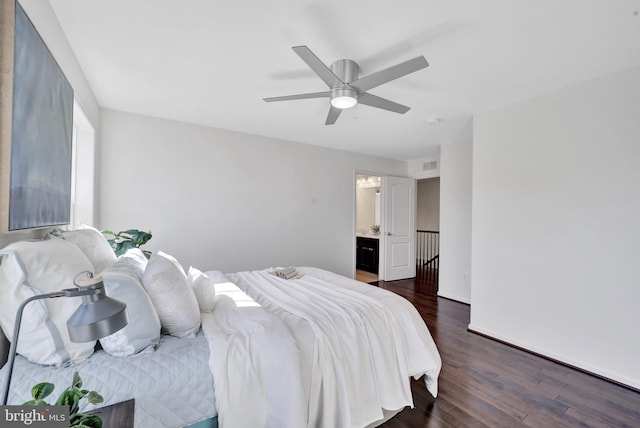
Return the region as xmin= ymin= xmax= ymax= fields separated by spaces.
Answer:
xmin=438 ymin=138 xmax=473 ymax=304
xmin=470 ymin=65 xmax=640 ymax=390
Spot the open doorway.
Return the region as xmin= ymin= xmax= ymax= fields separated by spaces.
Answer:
xmin=355 ymin=174 xmax=381 ymax=282
xmin=416 ymin=177 xmax=440 ymax=289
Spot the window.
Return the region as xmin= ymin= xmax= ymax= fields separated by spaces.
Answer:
xmin=70 ymin=101 xmax=96 ymax=228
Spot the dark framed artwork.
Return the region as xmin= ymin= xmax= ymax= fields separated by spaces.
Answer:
xmin=0 ymin=0 xmax=74 ymax=232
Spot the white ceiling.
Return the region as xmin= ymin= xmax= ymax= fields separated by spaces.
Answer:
xmin=48 ymin=0 xmax=640 ymax=161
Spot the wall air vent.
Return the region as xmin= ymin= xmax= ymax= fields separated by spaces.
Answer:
xmin=423 ymin=160 xmax=438 ymax=171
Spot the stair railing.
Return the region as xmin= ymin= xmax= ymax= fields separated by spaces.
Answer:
xmin=416 ymin=230 xmax=439 ymax=271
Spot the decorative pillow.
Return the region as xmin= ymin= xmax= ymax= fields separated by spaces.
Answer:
xmin=56 ymin=225 xmax=116 ymax=274
xmin=100 ymin=249 xmax=161 ymax=357
xmin=187 ymin=267 xmax=217 ymax=313
xmin=0 ymin=239 xmax=96 ymax=366
xmin=142 ymin=251 xmax=201 ymax=338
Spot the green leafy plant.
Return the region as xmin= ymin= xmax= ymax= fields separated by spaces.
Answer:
xmin=371 ymin=225 xmax=380 ymax=234
xmin=24 ymin=371 xmax=104 ymax=428
xmin=101 ymin=228 xmax=152 ymax=257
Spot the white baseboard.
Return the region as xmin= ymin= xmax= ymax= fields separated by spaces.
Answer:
xmin=467 ymin=323 xmax=640 ymax=391
xmin=437 ymin=291 xmax=470 ymax=304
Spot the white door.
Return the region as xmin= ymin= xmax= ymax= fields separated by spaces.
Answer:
xmin=382 ymin=176 xmax=416 ymax=281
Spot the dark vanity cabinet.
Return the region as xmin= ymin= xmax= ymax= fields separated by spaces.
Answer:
xmin=356 ymin=236 xmax=379 ymax=274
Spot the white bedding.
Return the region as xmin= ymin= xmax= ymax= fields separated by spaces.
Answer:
xmin=0 ymin=333 xmax=217 ymax=428
xmin=203 ymin=267 xmax=441 ymax=428
xmin=1 ymin=266 xmax=440 ymax=428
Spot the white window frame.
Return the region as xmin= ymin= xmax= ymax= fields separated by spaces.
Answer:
xmin=69 ymin=101 xmax=96 ymax=229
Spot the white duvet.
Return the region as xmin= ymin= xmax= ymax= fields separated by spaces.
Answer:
xmin=202 ymin=267 xmax=441 ymax=428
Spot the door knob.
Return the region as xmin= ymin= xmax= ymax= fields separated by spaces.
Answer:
xmin=386 ymin=232 xmax=393 ymax=236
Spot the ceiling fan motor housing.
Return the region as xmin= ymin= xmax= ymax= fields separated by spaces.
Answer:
xmin=330 ymin=59 xmax=359 ymax=84
xmin=330 ymin=59 xmax=359 ymax=108
xmin=331 ymin=87 xmax=358 ymax=101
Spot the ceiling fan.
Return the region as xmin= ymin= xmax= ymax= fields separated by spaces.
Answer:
xmin=263 ymin=46 xmax=429 ymax=125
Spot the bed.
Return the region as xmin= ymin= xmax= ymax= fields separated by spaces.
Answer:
xmin=0 ymin=228 xmax=441 ymax=428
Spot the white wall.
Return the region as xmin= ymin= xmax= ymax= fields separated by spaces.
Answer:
xmin=438 ymin=140 xmax=472 ymax=303
xmin=408 ymin=156 xmax=440 ymax=179
xmin=416 ymin=178 xmax=440 ymax=231
xmin=470 ymin=66 xmax=640 ymax=389
xmin=98 ymin=109 xmax=407 ymax=277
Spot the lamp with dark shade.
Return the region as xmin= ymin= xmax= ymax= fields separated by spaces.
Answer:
xmin=1 ymin=272 xmax=127 ymax=405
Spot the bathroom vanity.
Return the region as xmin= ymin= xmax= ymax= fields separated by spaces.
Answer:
xmin=356 ymin=235 xmax=379 ymax=274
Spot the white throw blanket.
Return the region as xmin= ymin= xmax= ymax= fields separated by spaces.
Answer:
xmin=201 ymin=284 xmax=306 ymax=428
xmin=202 ymin=267 xmax=441 ymax=428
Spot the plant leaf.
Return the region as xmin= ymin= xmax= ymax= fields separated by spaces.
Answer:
xmin=70 ymin=413 xmax=103 ymax=428
xmin=22 ymin=399 xmax=47 ymax=405
xmin=121 ymin=229 xmax=152 ymax=246
xmin=87 ymin=391 xmax=104 ymax=405
xmin=56 ymin=390 xmax=80 ymax=415
xmin=72 ymin=371 xmax=83 ymax=388
xmin=31 ymin=382 xmax=54 ymax=400
xmin=114 ymin=242 xmax=128 ymax=256
xmin=102 ymin=228 xmax=152 ymax=256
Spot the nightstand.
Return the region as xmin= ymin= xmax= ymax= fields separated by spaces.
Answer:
xmin=94 ymin=399 xmax=135 ymax=428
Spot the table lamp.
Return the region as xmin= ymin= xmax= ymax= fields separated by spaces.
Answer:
xmin=1 ymin=271 xmax=127 ymax=405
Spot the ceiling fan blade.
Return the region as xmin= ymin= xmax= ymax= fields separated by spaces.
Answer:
xmin=358 ymin=93 xmax=410 ymax=114
xmin=292 ymin=45 xmax=345 ymax=89
xmin=263 ymin=91 xmax=331 ymax=102
xmin=349 ymin=56 xmax=428 ymax=93
xmin=325 ymin=106 xmax=342 ymax=125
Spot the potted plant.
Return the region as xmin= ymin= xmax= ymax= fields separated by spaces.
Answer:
xmin=24 ymin=372 xmax=104 ymax=427
xmin=101 ymin=229 xmax=152 ymax=257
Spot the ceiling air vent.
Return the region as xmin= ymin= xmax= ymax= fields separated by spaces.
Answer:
xmin=423 ymin=160 xmax=438 ymax=171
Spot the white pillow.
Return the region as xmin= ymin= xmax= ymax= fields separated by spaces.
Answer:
xmin=100 ymin=249 xmax=161 ymax=357
xmin=187 ymin=267 xmax=216 ymax=313
xmin=142 ymin=251 xmax=201 ymax=338
xmin=0 ymin=239 xmax=96 ymax=366
xmin=57 ymin=225 xmax=116 ymax=274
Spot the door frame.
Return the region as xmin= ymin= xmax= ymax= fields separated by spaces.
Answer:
xmin=353 ymin=170 xmax=385 ymax=280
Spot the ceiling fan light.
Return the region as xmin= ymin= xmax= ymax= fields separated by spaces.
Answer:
xmin=331 ymin=95 xmax=357 ymax=109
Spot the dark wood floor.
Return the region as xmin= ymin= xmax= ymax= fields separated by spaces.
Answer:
xmin=374 ymin=268 xmax=640 ymax=427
